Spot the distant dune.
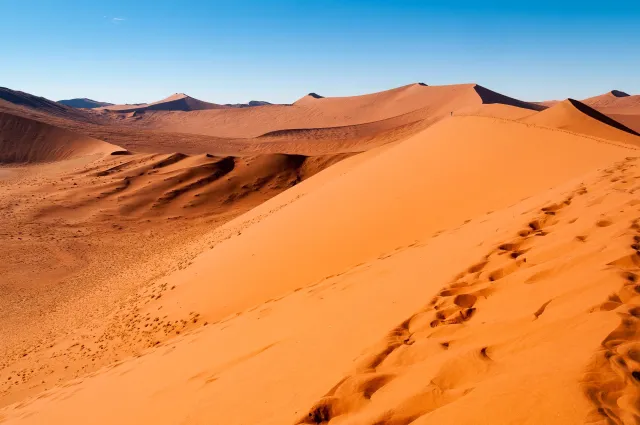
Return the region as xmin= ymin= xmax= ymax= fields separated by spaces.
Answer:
xmin=3 ymin=81 xmax=640 ymax=425
xmin=122 ymin=83 xmax=545 ymax=139
xmin=0 ymin=112 xmax=120 ymax=163
xmin=1 ymin=87 xmax=76 ymax=116
xmin=583 ymin=90 xmax=631 ymax=108
xmin=224 ymin=100 xmax=273 ymax=108
xmin=58 ymin=98 xmax=114 ymax=109
xmin=99 ymin=93 xmax=225 ymax=113
xmin=522 ymin=98 xmax=640 ymax=144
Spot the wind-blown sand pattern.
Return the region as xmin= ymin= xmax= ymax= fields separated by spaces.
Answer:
xmin=0 ymin=82 xmax=639 ymax=425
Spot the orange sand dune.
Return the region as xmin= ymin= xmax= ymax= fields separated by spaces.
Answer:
xmin=99 ymin=93 xmax=225 ymax=113
xmin=116 ymin=83 xmax=543 ymax=139
xmin=582 ymin=91 xmax=640 ymax=134
xmin=0 ymin=87 xmax=93 ymax=124
xmin=0 ymin=112 xmax=122 ymax=163
xmin=0 ymin=151 xmax=352 ymax=413
xmin=583 ymin=90 xmax=636 ymax=111
xmin=292 ymin=83 xmax=543 ymax=123
xmin=0 ymin=84 xmax=546 ymax=156
xmin=44 ymin=151 xmax=351 ymax=219
xmin=607 ymin=114 xmax=640 ymax=134
xmin=1 ymin=87 xmax=76 ymax=116
xmin=455 ymin=103 xmax=538 ymax=120
xmin=2 ymin=113 xmax=637 ymax=425
xmin=521 ymin=98 xmax=640 ymax=145
xmin=3 ymin=81 xmax=640 ymax=425
xmin=534 ymin=100 xmax=561 ymax=108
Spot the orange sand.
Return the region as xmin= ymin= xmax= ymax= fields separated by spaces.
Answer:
xmin=0 ymin=83 xmax=639 ymax=425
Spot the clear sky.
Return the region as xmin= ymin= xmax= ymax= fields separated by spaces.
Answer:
xmin=2 ymin=0 xmax=639 ymax=104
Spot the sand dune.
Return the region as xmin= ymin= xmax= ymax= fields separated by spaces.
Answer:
xmin=58 ymin=98 xmax=114 ymax=109
xmin=0 ymin=112 xmax=122 ymax=163
xmin=0 ymin=87 xmax=75 ymax=116
xmin=130 ymin=116 xmax=633 ymax=330
xmin=521 ymin=98 xmax=640 ymax=145
xmin=47 ymin=151 xmax=351 ymax=219
xmin=0 ymin=83 xmax=549 ymax=156
xmin=582 ymin=91 xmax=640 ymax=134
xmin=1 ymin=112 xmax=636 ymax=425
xmin=583 ymin=90 xmax=633 ymax=109
xmin=607 ymin=114 xmax=640 ymax=134
xmin=99 ymin=93 xmax=225 ymax=113
xmin=0 ymin=145 xmax=350 ymax=408
xmin=114 ymin=83 xmax=543 ymax=139
xmin=2 ymin=82 xmax=640 ymax=425
xmin=455 ymin=103 xmax=539 ymax=120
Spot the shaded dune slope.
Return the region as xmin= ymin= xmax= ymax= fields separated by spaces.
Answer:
xmin=472 ymin=84 xmax=546 ymax=111
xmin=0 ymin=87 xmax=91 ymax=122
xmin=0 ymin=112 xmax=122 ymax=163
xmin=58 ymin=98 xmax=114 ymax=109
xmin=50 ymin=151 xmax=352 ymax=219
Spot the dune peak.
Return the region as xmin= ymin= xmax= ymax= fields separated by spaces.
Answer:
xmin=610 ymin=89 xmax=630 ymax=98
xmin=522 ymin=97 xmax=640 ymax=142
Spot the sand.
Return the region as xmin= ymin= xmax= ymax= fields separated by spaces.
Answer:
xmin=98 ymin=93 xmax=225 ymax=113
xmin=521 ymin=99 xmax=640 ymax=145
xmin=0 ymin=112 xmax=122 ymax=162
xmin=0 ymin=82 xmax=639 ymax=425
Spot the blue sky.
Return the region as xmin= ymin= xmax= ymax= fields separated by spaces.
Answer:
xmin=1 ymin=0 xmax=639 ymax=104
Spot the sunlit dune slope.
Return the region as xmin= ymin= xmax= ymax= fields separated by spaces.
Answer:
xmin=2 ymin=115 xmax=635 ymax=425
xmin=522 ymin=99 xmax=640 ymax=145
xmin=147 ymin=115 xmax=632 ymax=324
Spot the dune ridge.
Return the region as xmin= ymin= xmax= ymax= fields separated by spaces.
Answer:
xmin=0 ymin=112 xmax=121 ymax=163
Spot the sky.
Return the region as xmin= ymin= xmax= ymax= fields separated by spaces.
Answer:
xmin=1 ymin=0 xmax=639 ymax=104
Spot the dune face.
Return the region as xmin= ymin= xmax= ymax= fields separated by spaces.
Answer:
xmin=2 ymin=82 xmax=640 ymax=425
xmin=99 ymin=93 xmax=225 ymax=113
xmin=521 ymin=98 xmax=640 ymax=144
xmin=472 ymin=84 xmax=546 ymax=111
xmin=584 ymin=90 xmax=631 ymax=107
xmin=583 ymin=90 xmax=640 ymax=116
xmin=58 ymin=98 xmax=114 ymax=109
xmin=582 ymin=91 xmax=640 ymax=134
xmin=0 ymin=112 xmax=120 ymax=163
xmin=47 ymin=151 xmax=351 ymax=219
xmin=0 ymin=87 xmax=73 ymax=115
xmin=118 ymin=83 xmax=544 ymax=140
